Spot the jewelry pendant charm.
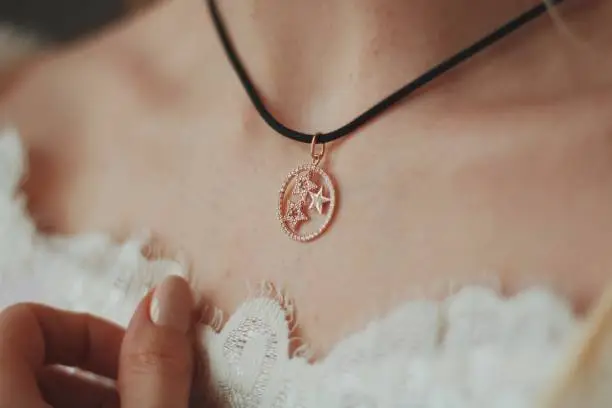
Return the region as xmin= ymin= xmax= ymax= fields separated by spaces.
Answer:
xmin=278 ymin=134 xmax=336 ymax=242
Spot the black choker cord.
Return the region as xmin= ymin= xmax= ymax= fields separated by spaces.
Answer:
xmin=208 ymin=0 xmax=564 ymax=144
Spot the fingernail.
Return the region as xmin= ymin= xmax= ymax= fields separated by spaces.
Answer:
xmin=149 ymin=275 xmax=194 ymax=333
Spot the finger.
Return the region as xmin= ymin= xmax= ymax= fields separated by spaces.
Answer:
xmin=119 ymin=275 xmax=195 ymax=408
xmin=0 ymin=304 xmax=123 ymax=407
xmin=38 ymin=366 xmax=119 ymax=408
xmin=0 ymin=304 xmax=124 ymax=376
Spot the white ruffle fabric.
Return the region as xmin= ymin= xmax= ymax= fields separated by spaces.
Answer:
xmin=0 ymin=129 xmax=586 ymax=407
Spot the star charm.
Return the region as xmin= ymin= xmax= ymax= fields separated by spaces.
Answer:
xmin=309 ymin=187 xmax=331 ymax=215
xmin=283 ymin=201 xmax=309 ymax=231
xmin=292 ymin=172 xmax=318 ymax=203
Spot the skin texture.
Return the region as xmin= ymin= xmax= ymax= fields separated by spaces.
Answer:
xmin=1 ymin=0 xmax=612 ymax=356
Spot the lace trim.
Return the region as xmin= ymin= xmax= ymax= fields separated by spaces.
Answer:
xmin=189 ymin=285 xmax=578 ymax=407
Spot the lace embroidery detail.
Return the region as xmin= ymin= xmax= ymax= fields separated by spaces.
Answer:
xmin=191 ymin=286 xmax=579 ymax=408
xmin=223 ymin=316 xmax=279 ymax=406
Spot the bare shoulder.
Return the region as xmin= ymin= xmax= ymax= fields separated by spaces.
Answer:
xmin=0 ymin=0 xmax=219 ymax=144
xmin=0 ymin=1 xmax=224 ymax=232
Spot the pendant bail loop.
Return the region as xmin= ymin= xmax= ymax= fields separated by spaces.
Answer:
xmin=310 ymin=133 xmax=325 ymax=166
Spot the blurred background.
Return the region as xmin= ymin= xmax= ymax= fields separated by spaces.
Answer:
xmin=0 ymin=0 xmax=135 ymax=42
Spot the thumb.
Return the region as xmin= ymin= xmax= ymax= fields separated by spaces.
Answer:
xmin=118 ymin=275 xmax=195 ymax=408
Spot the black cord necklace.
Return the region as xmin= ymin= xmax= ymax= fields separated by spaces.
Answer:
xmin=207 ymin=0 xmax=564 ymax=242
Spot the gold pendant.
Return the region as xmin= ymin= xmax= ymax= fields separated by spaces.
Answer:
xmin=277 ymin=134 xmax=337 ymax=242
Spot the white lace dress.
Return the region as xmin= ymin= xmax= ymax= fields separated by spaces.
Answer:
xmin=0 ymin=129 xmax=593 ymax=407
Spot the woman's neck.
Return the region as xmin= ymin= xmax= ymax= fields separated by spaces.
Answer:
xmin=218 ymin=0 xmax=543 ymax=72
xmin=125 ymin=0 xmax=571 ymax=132
xmin=205 ymin=0 xmax=551 ymax=128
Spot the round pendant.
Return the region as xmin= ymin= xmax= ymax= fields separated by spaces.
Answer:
xmin=277 ymin=163 xmax=336 ymax=242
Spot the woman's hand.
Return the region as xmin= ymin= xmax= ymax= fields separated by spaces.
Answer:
xmin=0 ymin=275 xmax=195 ymax=408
